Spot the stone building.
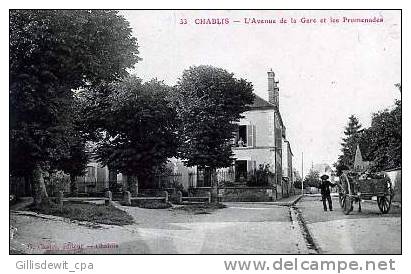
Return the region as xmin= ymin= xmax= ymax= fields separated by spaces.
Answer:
xmin=177 ymin=69 xmax=294 ymax=195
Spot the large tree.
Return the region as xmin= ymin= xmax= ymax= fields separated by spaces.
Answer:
xmin=53 ymin=96 xmax=90 ymax=194
xmin=10 ymin=10 xmax=139 ymax=204
xmin=362 ymin=99 xmax=401 ymax=171
xmin=87 ymin=77 xmax=180 ymax=191
xmin=173 ymin=65 xmax=255 ymax=171
xmin=336 ymin=115 xmax=363 ymax=170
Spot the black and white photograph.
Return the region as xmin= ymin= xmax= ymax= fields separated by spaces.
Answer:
xmin=9 ymin=9 xmax=401 ymax=256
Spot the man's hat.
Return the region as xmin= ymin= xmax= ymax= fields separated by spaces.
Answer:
xmin=320 ymin=174 xmax=329 ymax=180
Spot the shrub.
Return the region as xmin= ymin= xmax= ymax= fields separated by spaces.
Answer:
xmin=247 ymin=164 xmax=273 ymax=186
xmin=30 ymin=201 xmax=134 ymax=226
xmin=128 ymin=199 xmax=171 ymax=209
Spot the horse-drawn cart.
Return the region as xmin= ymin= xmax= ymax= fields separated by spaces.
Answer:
xmin=338 ymin=171 xmax=394 ymax=215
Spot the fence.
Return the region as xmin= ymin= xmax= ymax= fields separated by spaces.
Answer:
xmin=76 ymin=177 xmax=107 ymax=193
xmin=152 ymin=172 xmax=183 ymax=189
xmin=10 ymin=173 xmax=71 ymax=198
xmin=188 ymin=170 xmax=276 ymax=188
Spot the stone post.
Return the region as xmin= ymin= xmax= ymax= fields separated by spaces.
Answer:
xmin=176 ymin=190 xmax=183 ymax=204
xmin=210 ymin=170 xmax=219 ymax=203
xmin=207 ymin=192 xmax=211 ymax=203
xmin=123 ymin=191 xmax=131 ymax=206
xmin=163 ymin=191 xmax=169 ymax=203
xmin=58 ymin=191 xmax=64 ymax=211
xmin=127 ymin=175 xmax=139 ymax=197
xmin=105 ymin=190 xmax=112 ymax=206
xmin=271 ymin=187 xmax=276 ymax=201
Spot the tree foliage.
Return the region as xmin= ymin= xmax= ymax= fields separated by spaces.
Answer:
xmin=10 ymin=10 xmax=139 ymax=202
xmin=335 ymin=115 xmax=363 ymax=169
xmin=293 ymin=180 xmax=304 ymax=189
xmin=335 ymin=84 xmax=401 ymax=172
xmin=303 ymin=169 xmax=321 ymax=188
xmin=172 ymin=65 xmax=255 ymax=169
xmin=53 ymin=97 xmax=90 ymax=193
xmin=85 ymin=77 xmax=180 ymax=187
xmin=362 ymin=100 xmax=401 ymax=171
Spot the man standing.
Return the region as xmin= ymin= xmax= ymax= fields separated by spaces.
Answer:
xmin=319 ymin=174 xmax=336 ymax=211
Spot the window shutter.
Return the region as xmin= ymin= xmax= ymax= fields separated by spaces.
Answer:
xmin=247 ymin=160 xmax=252 ymax=172
xmin=247 ymin=125 xmax=254 ymax=147
xmin=233 ymin=128 xmax=239 ymax=145
xmin=253 ymin=125 xmax=256 ymax=147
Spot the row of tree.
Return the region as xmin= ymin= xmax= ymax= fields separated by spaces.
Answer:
xmin=298 ymin=84 xmax=402 ymax=189
xmin=335 ymin=84 xmax=402 ymax=173
xmin=10 ymin=10 xmax=255 ymax=205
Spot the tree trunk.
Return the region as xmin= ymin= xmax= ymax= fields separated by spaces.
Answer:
xmin=69 ymin=174 xmax=78 ymax=196
xmin=32 ymin=164 xmax=49 ymax=205
xmin=210 ymin=168 xmax=219 ymax=204
xmin=126 ymin=175 xmax=139 ymax=197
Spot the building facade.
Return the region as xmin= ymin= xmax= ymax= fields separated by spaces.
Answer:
xmin=282 ymin=139 xmax=294 ymax=196
xmin=178 ymin=69 xmax=294 ymax=194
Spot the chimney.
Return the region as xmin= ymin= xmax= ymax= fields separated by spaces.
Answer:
xmin=267 ymin=69 xmax=279 ymax=107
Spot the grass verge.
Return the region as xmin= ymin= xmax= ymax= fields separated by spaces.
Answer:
xmin=173 ymin=203 xmax=226 ymax=214
xmin=29 ymin=201 xmax=134 ymax=226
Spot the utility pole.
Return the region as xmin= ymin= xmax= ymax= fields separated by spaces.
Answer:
xmin=301 ymin=152 xmax=304 ymax=196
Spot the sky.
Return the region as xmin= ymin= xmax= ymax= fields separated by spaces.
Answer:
xmin=121 ymin=10 xmax=401 ymax=177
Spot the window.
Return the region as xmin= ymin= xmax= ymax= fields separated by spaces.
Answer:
xmin=234 ymin=125 xmax=256 ymax=147
xmin=237 ymin=125 xmax=247 ymax=147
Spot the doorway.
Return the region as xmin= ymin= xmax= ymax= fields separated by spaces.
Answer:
xmin=235 ymin=160 xmax=248 ymax=182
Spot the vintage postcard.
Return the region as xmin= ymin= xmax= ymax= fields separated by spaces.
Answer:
xmin=9 ymin=9 xmax=401 ymax=261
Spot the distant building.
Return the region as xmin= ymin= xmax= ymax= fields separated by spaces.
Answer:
xmin=353 ymin=144 xmax=372 ymax=172
xmin=282 ymin=139 xmax=294 ymax=196
xmin=312 ymin=162 xmax=336 ymax=183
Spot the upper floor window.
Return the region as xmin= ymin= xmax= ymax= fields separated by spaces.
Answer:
xmin=234 ymin=125 xmax=256 ymax=147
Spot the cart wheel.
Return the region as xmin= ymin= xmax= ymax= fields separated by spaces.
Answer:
xmin=377 ymin=179 xmax=393 ymax=214
xmin=338 ymin=175 xmax=348 ymax=209
xmin=339 ymin=193 xmax=345 ymax=208
xmin=340 ymin=173 xmax=353 ymax=214
xmin=342 ymin=194 xmax=353 ymax=215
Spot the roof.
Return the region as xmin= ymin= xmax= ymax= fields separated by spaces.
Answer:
xmin=249 ymin=94 xmax=275 ymax=110
xmin=283 ymin=139 xmax=294 ymax=156
xmin=248 ymin=94 xmax=285 ymax=128
xmin=312 ymin=163 xmax=333 ymax=174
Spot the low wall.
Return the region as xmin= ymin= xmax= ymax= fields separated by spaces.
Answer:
xmin=139 ymin=188 xmax=174 ymax=197
xmin=188 ymin=187 xmax=212 ymax=197
xmin=385 ymin=169 xmax=401 ymax=203
xmin=219 ymin=187 xmax=278 ymax=202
